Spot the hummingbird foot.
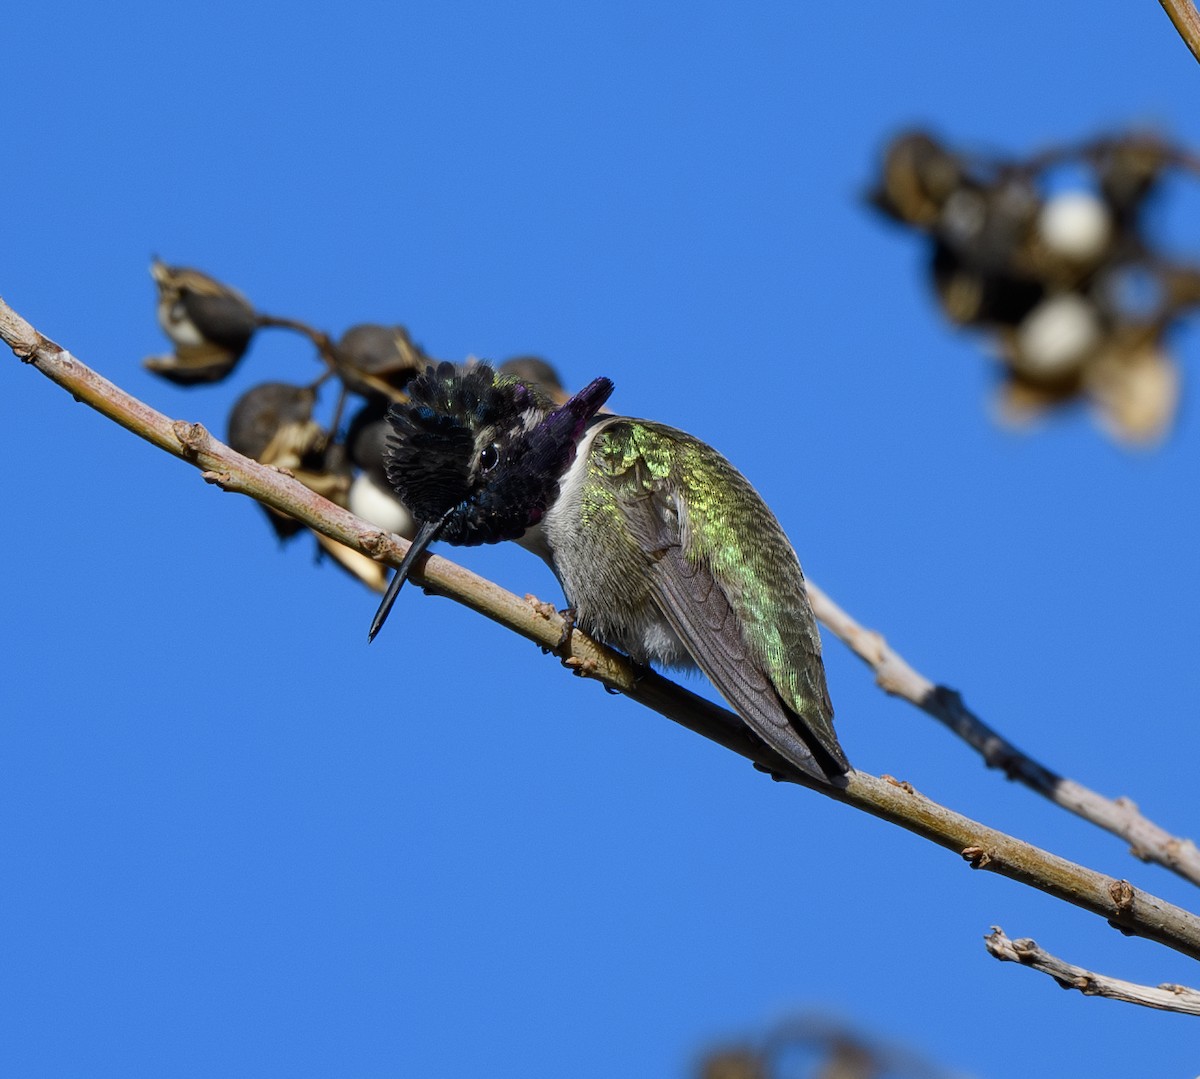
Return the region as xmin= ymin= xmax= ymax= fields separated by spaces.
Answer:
xmin=563 ymin=655 xmax=598 ymax=677
xmin=555 ymin=607 xmax=577 ymax=655
xmin=752 ymin=761 xmax=790 ymax=782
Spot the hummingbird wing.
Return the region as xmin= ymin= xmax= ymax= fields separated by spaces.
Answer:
xmin=601 ymin=420 xmax=848 ymax=782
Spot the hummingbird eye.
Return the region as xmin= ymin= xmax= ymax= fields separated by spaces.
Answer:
xmin=479 ymin=443 xmax=500 ymax=473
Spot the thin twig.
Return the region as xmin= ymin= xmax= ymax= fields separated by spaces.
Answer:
xmin=255 ymin=312 xmax=342 ymax=364
xmin=6 ymin=297 xmax=1200 ymax=966
xmin=255 ymin=312 xmax=408 ymax=402
xmin=1160 ymin=0 xmax=1200 ymax=65
xmin=805 ymin=584 xmax=1200 ymax=886
xmin=985 ymin=927 xmax=1200 ymax=1015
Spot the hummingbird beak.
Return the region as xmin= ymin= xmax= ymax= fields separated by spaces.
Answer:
xmin=525 ymin=377 xmax=615 ymax=469
xmin=367 ymin=514 xmax=448 ymax=643
xmin=558 ymin=377 xmax=615 ymax=427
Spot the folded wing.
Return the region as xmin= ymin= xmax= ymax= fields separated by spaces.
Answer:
xmin=617 ymin=475 xmax=848 ymax=783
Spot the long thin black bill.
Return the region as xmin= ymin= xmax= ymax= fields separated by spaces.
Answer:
xmin=367 ymin=517 xmax=447 ymax=643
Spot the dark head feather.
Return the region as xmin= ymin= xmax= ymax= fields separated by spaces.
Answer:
xmin=382 ymin=362 xmax=613 ymax=547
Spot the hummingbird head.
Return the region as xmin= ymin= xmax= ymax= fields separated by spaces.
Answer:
xmin=367 ymin=361 xmax=613 ymax=641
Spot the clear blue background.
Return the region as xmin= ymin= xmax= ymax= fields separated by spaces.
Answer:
xmin=4 ymin=2 xmax=1200 ymax=1075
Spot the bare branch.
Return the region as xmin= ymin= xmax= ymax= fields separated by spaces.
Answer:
xmin=985 ymin=927 xmax=1200 ymax=1015
xmin=807 ymin=584 xmax=1200 ymax=886
xmin=1159 ymin=0 xmax=1200 ymax=64
xmin=6 ymin=295 xmax=1200 ymax=964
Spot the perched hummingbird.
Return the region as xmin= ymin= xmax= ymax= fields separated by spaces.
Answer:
xmin=368 ymin=362 xmax=849 ymax=783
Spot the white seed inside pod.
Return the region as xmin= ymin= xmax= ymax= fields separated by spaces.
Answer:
xmin=349 ymin=472 xmax=415 ymax=538
xmin=1037 ymin=191 xmax=1112 ymax=262
xmin=160 ymin=300 xmax=206 ymax=346
xmin=1014 ymin=293 xmax=1102 ymax=376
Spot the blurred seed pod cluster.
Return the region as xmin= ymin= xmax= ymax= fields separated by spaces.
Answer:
xmin=870 ymin=130 xmax=1200 ymax=444
xmin=145 ymin=260 xmax=566 ymax=590
xmin=697 ymin=1013 xmax=966 ymax=1079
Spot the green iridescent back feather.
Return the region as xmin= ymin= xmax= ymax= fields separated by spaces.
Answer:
xmin=588 ymin=419 xmax=841 ymax=766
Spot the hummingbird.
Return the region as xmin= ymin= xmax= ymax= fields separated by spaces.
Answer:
xmin=367 ymin=362 xmax=849 ymax=783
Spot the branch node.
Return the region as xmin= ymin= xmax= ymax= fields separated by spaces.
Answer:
xmin=962 ymin=845 xmax=993 ymax=869
xmin=172 ymin=420 xmax=211 ymax=457
xmin=1011 ymin=936 xmax=1038 ymax=959
xmin=1070 ymin=974 xmax=1099 ymax=995
xmin=201 ymin=470 xmax=232 ymax=488
xmin=1109 ymin=878 xmax=1136 ymax=913
xmin=1160 ymin=837 xmax=1200 ymax=870
xmin=523 ymin=594 xmax=559 ymax=620
xmin=360 ymin=531 xmax=388 ymax=558
xmin=881 ymin=774 xmax=915 ymax=793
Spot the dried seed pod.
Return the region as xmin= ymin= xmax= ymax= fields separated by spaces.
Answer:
xmin=497 ymin=355 xmax=569 ymax=405
xmin=335 ymin=323 xmax=427 ymax=398
xmin=345 ymin=397 xmax=416 ymax=539
xmin=144 ymin=260 xmax=259 ymax=384
xmin=228 ymin=382 xmax=322 ymax=540
xmin=228 ymin=382 xmax=321 ymax=465
xmin=870 ymin=131 xmax=966 ymax=229
xmin=1092 ymin=132 xmax=1172 ymax=228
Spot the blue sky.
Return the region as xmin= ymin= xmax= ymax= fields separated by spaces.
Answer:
xmin=4 ymin=2 xmax=1200 ymax=1075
